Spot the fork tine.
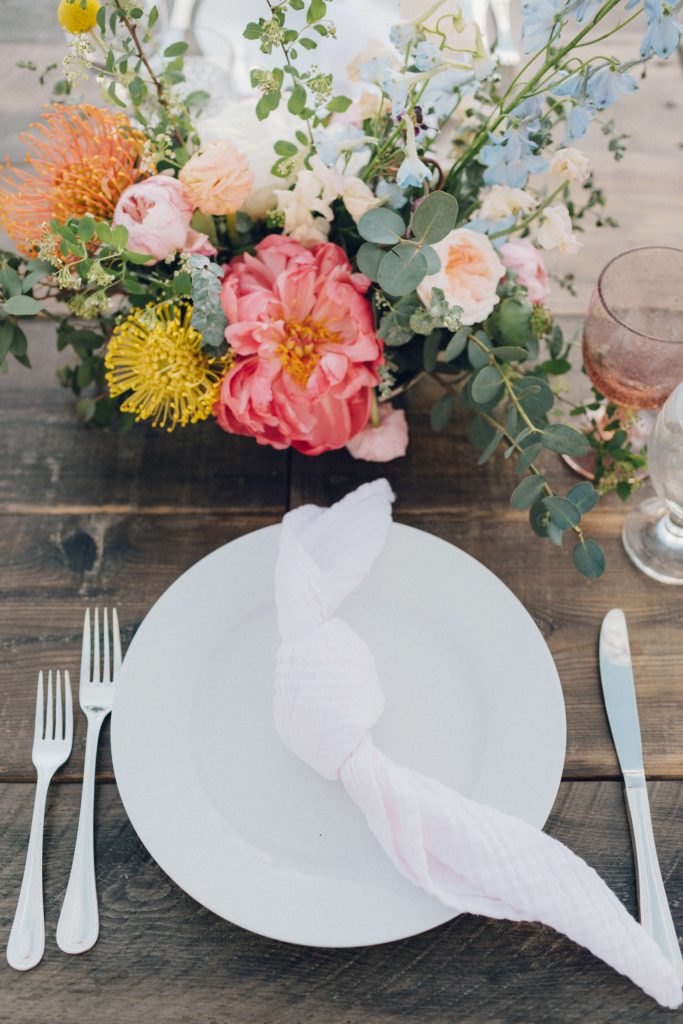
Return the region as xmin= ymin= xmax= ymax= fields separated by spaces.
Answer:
xmin=103 ymin=607 xmax=110 ymax=684
xmin=55 ymin=670 xmax=63 ymax=741
xmin=112 ymin=608 xmax=122 ymax=677
xmin=64 ymin=671 xmax=73 ymax=745
xmin=34 ymin=671 xmax=44 ymax=742
xmin=93 ymin=607 xmax=100 ymax=684
xmin=46 ymin=670 xmax=54 ymax=741
xmin=81 ymin=608 xmax=91 ymax=687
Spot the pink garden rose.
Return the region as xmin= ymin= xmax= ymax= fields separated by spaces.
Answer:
xmin=215 ymin=235 xmax=382 ymax=455
xmin=346 ymin=404 xmax=409 ymax=462
xmin=500 ymin=238 xmax=550 ymax=304
xmin=113 ymin=174 xmax=215 ymax=263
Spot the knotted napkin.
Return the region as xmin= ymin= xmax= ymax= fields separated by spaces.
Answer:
xmin=274 ymin=479 xmax=682 ymax=1008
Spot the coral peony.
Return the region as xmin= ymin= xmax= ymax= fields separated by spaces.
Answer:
xmin=113 ymin=174 xmax=214 ymax=263
xmin=417 ymin=227 xmax=505 ymax=325
xmin=215 ymin=235 xmax=382 ymax=455
xmin=346 ymin=404 xmax=409 ymax=462
xmin=0 ymin=104 xmax=144 ymax=255
xmin=500 ymin=238 xmax=550 ymax=303
xmin=179 ymin=139 xmax=254 ymax=216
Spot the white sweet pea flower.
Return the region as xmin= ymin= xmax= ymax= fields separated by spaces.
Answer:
xmin=274 ymin=157 xmax=380 ymax=242
xmin=341 ymin=177 xmax=382 ymax=222
xmin=480 ymin=185 xmax=538 ymax=220
xmin=550 ymin=147 xmax=591 ymax=184
xmin=536 ymin=204 xmax=582 ymax=255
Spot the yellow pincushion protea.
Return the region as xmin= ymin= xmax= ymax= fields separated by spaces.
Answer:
xmin=58 ymin=0 xmax=100 ymax=33
xmin=105 ymin=304 xmax=230 ymax=432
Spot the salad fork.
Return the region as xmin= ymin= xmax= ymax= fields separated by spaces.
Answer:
xmin=7 ymin=671 xmax=73 ymax=971
xmin=56 ymin=608 xmax=121 ymax=954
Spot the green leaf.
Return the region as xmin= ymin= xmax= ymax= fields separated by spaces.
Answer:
xmin=377 ymin=311 xmax=413 ymax=347
xmin=567 ymin=481 xmax=599 ymax=514
xmin=3 ymin=295 xmax=42 ymax=316
xmin=513 ymin=376 xmax=553 ymax=418
xmin=529 ymin=497 xmax=549 ymax=537
xmin=357 ymin=207 xmax=405 ymax=245
xmin=288 ymin=84 xmax=307 ymax=115
xmin=471 ymin=365 xmax=503 ymax=404
xmin=544 ymin=496 xmax=581 ymax=531
xmin=431 ymin=392 xmax=453 ymax=432
xmin=377 ymin=246 xmax=428 ymax=296
xmin=164 ymin=41 xmax=189 ymax=57
xmin=243 ymin=21 xmax=262 ymax=39
xmin=573 ymin=538 xmax=605 ymax=578
xmin=421 ymin=244 xmax=440 ymax=274
xmin=510 ymin=474 xmax=546 ymax=510
xmin=256 ymin=90 xmax=281 ymax=120
xmin=356 ymin=242 xmax=383 ymax=280
xmin=274 ymin=139 xmax=298 ymax=156
xmin=444 ymin=327 xmax=468 ymax=361
xmin=172 ymin=271 xmax=192 ymax=295
xmin=327 ymin=95 xmax=352 ymax=113
xmin=0 ymin=321 xmax=14 ymax=365
xmin=492 ymin=345 xmax=528 ymax=362
xmin=467 ymin=334 xmax=491 ymax=369
xmin=410 ymin=191 xmax=458 ymax=244
xmin=0 ymin=266 xmax=22 ymax=298
xmin=299 ymin=36 xmax=317 ymax=49
xmin=307 ymin=0 xmax=327 ymax=21
xmin=478 ymin=429 xmax=503 ymax=464
xmin=515 ymin=441 xmax=542 ymax=475
xmin=76 ymin=397 xmax=97 ymax=423
xmin=128 ymin=75 xmax=146 ymax=106
xmin=422 ymin=331 xmax=441 ymax=372
xmin=188 ymin=256 xmax=228 ymax=348
xmin=541 ymin=423 xmax=590 ymax=456
xmin=111 ymin=224 xmax=128 ymax=250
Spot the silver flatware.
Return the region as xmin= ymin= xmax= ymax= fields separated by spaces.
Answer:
xmin=56 ymin=608 xmax=121 ymax=954
xmin=599 ymin=608 xmax=683 ymax=979
xmin=7 ymin=671 xmax=73 ymax=971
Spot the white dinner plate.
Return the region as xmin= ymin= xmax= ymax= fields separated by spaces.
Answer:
xmin=111 ymin=522 xmax=566 ymax=947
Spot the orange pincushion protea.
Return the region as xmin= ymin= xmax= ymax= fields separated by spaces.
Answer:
xmin=0 ymin=104 xmax=146 ymax=255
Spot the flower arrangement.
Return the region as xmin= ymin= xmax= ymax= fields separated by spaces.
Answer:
xmin=2 ymin=0 xmax=678 ymax=575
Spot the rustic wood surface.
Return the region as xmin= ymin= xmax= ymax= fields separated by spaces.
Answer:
xmin=1 ymin=3 xmax=682 ymax=1022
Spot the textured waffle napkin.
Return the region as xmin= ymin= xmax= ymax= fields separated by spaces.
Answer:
xmin=273 ymin=479 xmax=683 ymax=1007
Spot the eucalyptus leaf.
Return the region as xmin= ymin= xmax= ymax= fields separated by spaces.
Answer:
xmin=0 ymin=266 xmax=22 ymax=298
xmin=541 ymin=423 xmax=590 ymax=456
xmin=478 ymin=429 xmax=503 ymax=464
xmin=422 ymin=331 xmax=441 ymax=372
xmin=529 ymin=497 xmax=549 ymax=537
xmin=3 ymin=295 xmax=42 ymax=316
xmin=573 ymin=538 xmax=606 ymax=578
xmin=467 ymin=336 xmax=491 ymax=369
xmin=188 ymin=256 xmax=228 ymax=348
xmin=471 ymin=365 xmax=502 ymax=404
xmin=0 ymin=321 xmax=13 ymax=365
xmin=513 ymin=376 xmax=553 ymax=418
xmin=544 ymin=495 xmax=581 ymax=531
xmin=567 ymin=481 xmax=599 ymax=514
xmin=492 ymin=345 xmax=528 ymax=362
xmin=358 ymin=207 xmax=405 ymax=245
xmin=411 ymin=191 xmax=458 ymax=244
xmin=515 ymin=441 xmax=543 ymax=474
xmin=356 ymin=242 xmax=383 ymax=280
xmin=510 ymin=474 xmax=546 ymax=509
xmin=431 ymin=392 xmax=454 ymax=432
xmin=445 ymin=327 xmax=468 ymax=361
xmin=422 ymin=244 xmax=441 ymax=274
xmin=377 ymin=246 xmax=428 ymax=295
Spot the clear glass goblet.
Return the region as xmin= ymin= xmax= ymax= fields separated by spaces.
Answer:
xmin=622 ymin=381 xmax=683 ymax=583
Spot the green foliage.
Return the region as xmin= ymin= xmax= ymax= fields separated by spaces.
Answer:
xmin=187 ymin=256 xmax=228 ymax=351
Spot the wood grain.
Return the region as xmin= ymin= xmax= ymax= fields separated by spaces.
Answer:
xmin=1 ymin=780 xmax=681 ymax=1024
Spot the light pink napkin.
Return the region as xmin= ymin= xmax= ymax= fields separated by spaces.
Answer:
xmin=274 ymin=479 xmax=682 ymax=1008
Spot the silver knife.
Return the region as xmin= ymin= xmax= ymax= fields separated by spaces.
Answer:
xmin=599 ymin=608 xmax=683 ymax=979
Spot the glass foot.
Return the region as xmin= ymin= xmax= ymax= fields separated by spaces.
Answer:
xmin=622 ymin=497 xmax=683 ymax=584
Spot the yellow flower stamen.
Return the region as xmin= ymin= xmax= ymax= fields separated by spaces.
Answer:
xmin=105 ymin=303 xmax=230 ymax=432
xmin=58 ymin=0 xmax=100 ymax=34
xmin=278 ymin=318 xmax=342 ymax=388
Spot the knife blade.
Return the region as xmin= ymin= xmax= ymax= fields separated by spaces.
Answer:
xmin=599 ymin=609 xmax=683 ymax=980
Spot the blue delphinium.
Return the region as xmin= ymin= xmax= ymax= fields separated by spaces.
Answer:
xmin=396 ymin=119 xmax=431 ymax=188
xmin=381 ymin=69 xmax=411 ymax=117
xmin=467 ymin=216 xmax=515 ymax=248
xmin=640 ymin=0 xmax=682 ymax=57
xmin=413 ymin=40 xmax=442 ymax=72
xmin=479 ymin=127 xmax=548 ymax=188
xmin=521 ymin=0 xmax=563 ymax=53
xmin=376 ymin=180 xmax=408 ymax=209
xmin=421 ymin=68 xmax=476 ymax=120
xmin=585 ymin=64 xmax=638 ymax=108
xmin=313 ymin=126 xmax=368 ymax=167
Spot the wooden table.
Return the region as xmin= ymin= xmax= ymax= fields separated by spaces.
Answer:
xmin=1 ymin=5 xmax=683 ymax=1022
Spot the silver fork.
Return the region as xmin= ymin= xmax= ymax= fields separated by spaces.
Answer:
xmin=56 ymin=609 xmax=121 ymax=954
xmin=7 ymin=671 xmax=73 ymax=971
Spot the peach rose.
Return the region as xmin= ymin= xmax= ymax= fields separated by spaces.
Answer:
xmin=346 ymin=405 xmax=409 ymax=462
xmin=417 ymin=228 xmax=505 ymax=325
xmin=500 ymin=238 xmax=550 ymax=304
xmin=112 ymin=174 xmax=215 ymax=263
xmin=179 ymin=140 xmax=254 ymax=216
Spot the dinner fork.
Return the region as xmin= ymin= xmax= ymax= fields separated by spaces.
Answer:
xmin=56 ymin=609 xmax=121 ymax=954
xmin=7 ymin=671 xmax=73 ymax=971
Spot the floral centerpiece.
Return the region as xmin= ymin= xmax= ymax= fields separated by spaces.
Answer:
xmin=1 ymin=0 xmax=679 ymax=575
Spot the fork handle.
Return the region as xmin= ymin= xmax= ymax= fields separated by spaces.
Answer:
xmin=7 ymin=772 xmax=50 ymax=971
xmin=56 ymin=714 xmax=105 ymax=954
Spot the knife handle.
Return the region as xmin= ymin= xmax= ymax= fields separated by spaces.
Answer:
xmin=625 ymin=773 xmax=683 ymax=980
